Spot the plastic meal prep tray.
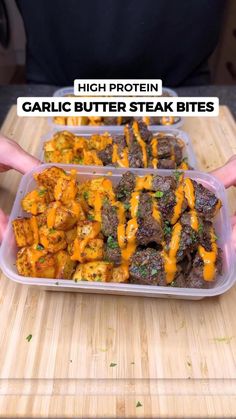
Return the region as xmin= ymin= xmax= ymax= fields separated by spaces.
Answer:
xmin=0 ymin=164 xmax=235 ymax=300
xmin=49 ymin=86 xmax=184 ymax=131
xmin=39 ymin=127 xmax=197 ymax=169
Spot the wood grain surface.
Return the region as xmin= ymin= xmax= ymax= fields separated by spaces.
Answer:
xmin=0 ymin=106 xmax=236 ymax=418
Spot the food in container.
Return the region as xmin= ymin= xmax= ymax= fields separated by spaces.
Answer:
xmin=11 ymin=166 xmax=223 ymax=289
xmin=43 ymin=120 xmax=190 ymax=170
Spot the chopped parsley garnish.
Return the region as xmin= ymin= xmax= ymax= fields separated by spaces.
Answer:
xmin=103 ymin=197 xmax=109 ymax=205
xmin=49 ymin=228 xmax=56 ymax=234
xmin=38 ymin=257 xmax=45 ymax=263
xmin=139 ymin=265 xmax=148 ymax=277
xmin=151 ymin=268 xmax=158 ymax=276
xmin=107 ymin=236 xmax=119 ymax=249
xmin=73 ymin=157 xmax=83 ymax=164
xmin=136 ymin=401 xmax=142 ymax=408
xmin=173 ymin=170 xmax=182 ymax=182
xmin=154 ymin=191 xmax=164 ymax=198
xmin=110 ymin=362 xmax=117 ymax=367
xmin=36 ymin=244 xmax=44 ymax=251
xmin=87 ymin=214 xmax=94 ymax=221
xmin=164 ymin=221 xmax=172 ymax=235
xmin=38 ymin=189 xmax=46 ymax=196
xmin=136 ymin=209 xmax=141 ymax=217
xmin=124 ymin=203 xmax=130 ymax=210
xmin=26 ymin=334 xmax=32 ymax=342
xmin=198 ymin=222 xmax=203 ymax=234
xmin=83 ymin=191 xmax=89 ymax=200
xmin=170 ymin=280 xmax=177 ymax=287
xmin=214 ymin=234 xmax=219 ymax=241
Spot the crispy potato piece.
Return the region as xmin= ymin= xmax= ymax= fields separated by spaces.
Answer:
xmin=34 ymin=166 xmax=67 ymax=197
xmin=21 ymin=188 xmax=50 ymax=215
xmin=77 ymin=220 xmax=101 ymax=240
xmin=54 ymin=173 xmax=78 ymax=204
xmin=112 ymin=265 xmax=129 ymax=283
xmin=66 ymin=201 xmax=86 ymax=221
xmin=47 ymin=204 xmax=78 ymax=231
xmin=73 ymin=261 xmax=113 ymax=282
xmin=16 ymin=247 xmax=56 ymax=278
xmin=88 ymin=133 xmax=112 ymax=151
xmin=12 ymin=218 xmax=34 ymax=247
xmin=54 ymin=117 xmax=66 ymax=125
xmin=39 ymin=225 xmax=67 ymax=253
xmin=51 ymin=131 xmax=75 ymax=151
xmin=54 ymin=250 xmax=77 ymax=279
xmin=78 ymin=178 xmax=115 ymax=207
xmin=72 ymin=238 xmax=104 ymax=262
xmin=65 ymin=227 xmax=77 ymax=244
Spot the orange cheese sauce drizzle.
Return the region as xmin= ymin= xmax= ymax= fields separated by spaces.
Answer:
xmin=47 ymin=202 xmax=60 ymax=229
xmin=198 ymin=227 xmax=218 ymax=282
xmin=112 ymin=143 xmax=129 ymax=168
xmin=183 ymin=178 xmax=199 ymax=231
xmin=135 ymin=175 xmax=153 ymax=191
xmin=171 ymin=183 xmax=185 ymax=225
xmin=132 ymin=121 xmax=148 ymax=168
xmin=162 ymin=222 xmax=182 ymax=283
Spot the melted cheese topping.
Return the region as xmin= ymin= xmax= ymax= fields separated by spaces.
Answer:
xmin=189 ymin=210 xmax=199 ymax=231
xmin=30 ymin=216 xmax=39 ymax=245
xmin=117 ymin=224 xmax=126 ymax=249
xmin=170 ymin=144 xmax=175 ymax=161
xmin=135 ymin=175 xmax=153 ymax=191
xmin=130 ymin=192 xmax=140 ymax=218
xmin=112 ymin=144 xmax=129 ymax=168
xmin=47 ymin=202 xmax=60 ymax=229
xmin=152 ymin=158 xmax=158 ymax=169
xmin=163 ymin=222 xmax=182 ymax=283
xmin=132 ymin=121 xmax=148 ymax=168
xmin=171 ymin=184 xmax=185 ymax=224
xmin=121 ymin=218 xmax=138 ymax=261
xmin=198 ymin=228 xmax=217 ymax=281
xmin=151 ymin=138 xmax=158 ymax=157
xmin=183 ymin=178 xmax=195 ymax=209
xmin=94 ymin=192 xmax=103 ymax=222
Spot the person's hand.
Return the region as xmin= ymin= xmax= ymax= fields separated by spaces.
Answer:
xmin=0 ymin=134 xmax=40 ymax=174
xmin=211 ymin=155 xmax=236 ymax=251
xmin=0 ymin=134 xmax=41 ymax=243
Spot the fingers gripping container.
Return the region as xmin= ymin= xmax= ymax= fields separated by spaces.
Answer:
xmin=48 ymin=86 xmax=184 ymax=131
xmin=39 ymin=127 xmax=197 ymax=169
xmin=0 ymin=164 xmax=235 ymax=300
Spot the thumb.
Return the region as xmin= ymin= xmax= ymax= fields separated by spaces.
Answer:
xmin=0 ymin=209 xmax=9 ymax=244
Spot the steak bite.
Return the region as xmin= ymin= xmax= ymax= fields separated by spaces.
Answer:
xmin=152 ymin=175 xmax=177 ymax=193
xmin=104 ymin=243 xmax=121 ymax=265
xmin=101 ymin=201 xmax=119 ymax=238
xmin=136 ymin=193 xmax=163 ymax=245
xmin=158 ymin=159 xmax=176 ymax=169
xmin=115 ymin=172 xmax=136 ymax=203
xmin=186 ymin=248 xmax=223 ymax=288
xmin=130 ymin=248 xmax=166 ymax=285
xmin=98 ymin=144 xmax=113 ymax=166
xmin=193 ymin=181 xmax=221 ymax=219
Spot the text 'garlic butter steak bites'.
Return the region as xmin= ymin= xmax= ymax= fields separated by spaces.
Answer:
xmin=12 ymin=166 xmax=222 ymax=288
xmin=44 ymin=120 xmax=189 ymax=170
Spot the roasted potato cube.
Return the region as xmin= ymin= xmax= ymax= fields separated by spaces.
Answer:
xmin=52 ymin=131 xmax=75 ymax=150
xmin=88 ymin=133 xmax=112 ymax=151
xmin=66 ymin=201 xmax=86 ymax=221
xmin=77 ymin=220 xmax=101 ymax=240
xmin=65 ymin=227 xmax=77 ymax=244
xmin=21 ymin=188 xmax=50 ymax=215
xmin=72 ymin=238 xmax=104 ymax=262
xmin=54 ymin=174 xmax=78 ymax=204
xmin=73 ymin=261 xmax=113 ymax=282
xmin=16 ymin=247 xmax=56 ymax=278
xmin=112 ymin=265 xmax=129 ymax=283
xmin=12 ymin=218 xmax=34 ymax=247
xmin=39 ymin=225 xmax=67 ymax=253
xmin=54 ymin=250 xmax=76 ymax=279
xmin=54 ymin=117 xmax=66 ymax=125
xmin=47 ymin=204 xmax=78 ymax=231
xmin=34 ymin=166 xmax=67 ymax=197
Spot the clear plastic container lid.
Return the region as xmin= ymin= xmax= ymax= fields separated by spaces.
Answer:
xmin=49 ymin=86 xmax=184 ymax=130
xmin=39 ymin=127 xmax=196 ymax=169
xmin=0 ymin=164 xmax=234 ymax=300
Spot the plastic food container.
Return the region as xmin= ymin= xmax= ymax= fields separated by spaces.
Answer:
xmin=48 ymin=86 xmax=184 ymax=131
xmin=39 ymin=127 xmax=197 ymax=169
xmin=0 ymin=164 xmax=234 ymax=300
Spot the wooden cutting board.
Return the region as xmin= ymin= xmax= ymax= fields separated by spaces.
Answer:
xmin=0 ymin=105 xmax=236 ymax=418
